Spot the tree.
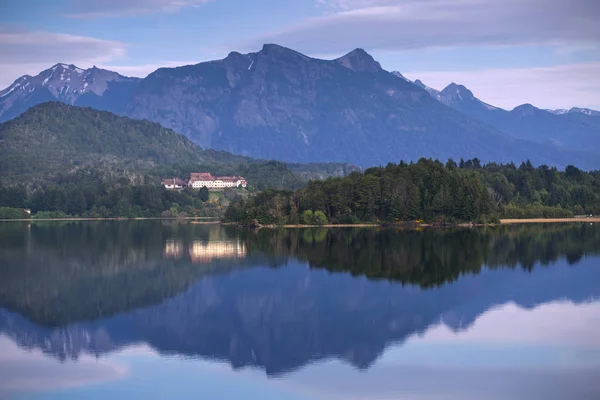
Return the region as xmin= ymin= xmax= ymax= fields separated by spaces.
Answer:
xmin=313 ymin=210 xmax=328 ymax=225
xmin=66 ymin=189 xmax=87 ymax=215
xmin=199 ymin=186 xmax=209 ymax=202
xmin=301 ymin=210 xmax=314 ymax=225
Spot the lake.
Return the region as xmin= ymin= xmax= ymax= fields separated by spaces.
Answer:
xmin=0 ymin=221 xmax=599 ymax=400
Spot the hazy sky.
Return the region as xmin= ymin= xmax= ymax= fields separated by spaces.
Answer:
xmin=1 ymin=0 xmax=599 ymax=110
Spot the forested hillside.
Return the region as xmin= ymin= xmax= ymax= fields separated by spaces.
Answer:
xmin=0 ymin=102 xmax=356 ymax=187
xmin=224 ymin=158 xmax=600 ymax=224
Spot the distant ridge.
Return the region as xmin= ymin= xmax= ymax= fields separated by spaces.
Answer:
xmin=1 ymin=44 xmax=599 ymax=169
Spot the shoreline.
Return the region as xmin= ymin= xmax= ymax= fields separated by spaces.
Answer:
xmin=0 ymin=217 xmax=220 ymax=222
xmin=1 ymin=217 xmax=597 ymax=225
xmin=499 ymin=217 xmax=599 ymax=224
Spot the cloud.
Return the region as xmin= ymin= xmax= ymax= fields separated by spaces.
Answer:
xmin=247 ymin=0 xmax=600 ymax=54
xmin=403 ymin=62 xmax=600 ymax=110
xmin=420 ymin=301 xmax=600 ymax=349
xmin=66 ymin=0 xmax=211 ymax=18
xmin=0 ymin=28 xmax=126 ymax=88
xmin=0 ymin=335 xmax=127 ymax=397
xmin=0 ymin=28 xmax=125 ymax=65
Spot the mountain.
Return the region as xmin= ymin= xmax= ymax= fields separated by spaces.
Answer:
xmin=437 ymin=83 xmax=502 ymax=112
xmin=0 ymin=102 xmax=356 ymax=185
xmin=412 ymin=79 xmax=440 ymax=98
xmin=414 ymin=81 xmax=600 ymax=156
xmin=0 ymin=64 xmax=139 ymax=123
xmin=548 ymin=107 xmax=600 ymax=116
xmin=122 ymin=44 xmax=600 ymax=168
xmin=390 ymin=71 xmax=410 ymax=81
xmin=2 ymin=45 xmax=600 ymax=169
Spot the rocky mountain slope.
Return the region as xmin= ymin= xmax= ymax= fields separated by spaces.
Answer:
xmin=122 ymin=45 xmax=599 ymax=168
xmin=1 ymin=45 xmax=599 ymax=169
xmin=412 ymin=80 xmax=600 ymax=155
xmin=0 ymin=64 xmax=139 ymax=123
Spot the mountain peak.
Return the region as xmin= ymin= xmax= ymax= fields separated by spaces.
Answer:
xmin=438 ymin=82 xmax=476 ymax=105
xmin=336 ymin=48 xmax=382 ymax=72
xmin=258 ymin=44 xmax=310 ymax=63
xmin=0 ymin=63 xmax=139 ymax=122
xmin=49 ymin=63 xmax=85 ymax=74
xmin=412 ymin=79 xmax=441 ymax=98
xmin=512 ymin=103 xmax=541 ymax=116
xmin=569 ymin=107 xmax=600 ymax=116
xmin=441 ymin=82 xmax=475 ymax=98
xmin=261 ymin=43 xmax=298 ymax=56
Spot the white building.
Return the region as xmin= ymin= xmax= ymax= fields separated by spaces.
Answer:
xmin=188 ymin=172 xmax=247 ymax=189
xmin=161 ymin=178 xmax=187 ymax=190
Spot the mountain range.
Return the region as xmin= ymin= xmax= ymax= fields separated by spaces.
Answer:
xmin=1 ymin=44 xmax=599 ymax=169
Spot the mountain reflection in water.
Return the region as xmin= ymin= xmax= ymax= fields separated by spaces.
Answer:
xmin=0 ymin=221 xmax=599 ymax=398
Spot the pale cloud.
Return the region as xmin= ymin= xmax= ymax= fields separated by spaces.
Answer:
xmin=248 ymin=0 xmax=600 ymax=54
xmin=421 ymin=301 xmax=600 ymax=349
xmin=66 ymin=0 xmax=211 ymax=18
xmin=0 ymin=28 xmax=127 ymax=88
xmin=404 ymin=62 xmax=600 ymax=110
xmin=0 ymin=29 xmax=126 ymax=64
xmin=0 ymin=335 xmax=128 ymax=397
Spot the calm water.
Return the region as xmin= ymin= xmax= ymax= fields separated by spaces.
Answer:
xmin=0 ymin=222 xmax=599 ymax=400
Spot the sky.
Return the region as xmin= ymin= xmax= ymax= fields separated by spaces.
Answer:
xmin=1 ymin=0 xmax=599 ymax=110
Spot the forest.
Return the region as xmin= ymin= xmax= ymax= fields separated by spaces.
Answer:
xmin=224 ymin=158 xmax=600 ymax=224
xmin=0 ymin=171 xmax=230 ymax=219
xmin=0 ymin=102 xmax=355 ymax=189
xmin=1 ymin=158 xmax=598 ymax=221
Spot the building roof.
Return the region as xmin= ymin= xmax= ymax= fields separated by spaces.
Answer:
xmin=162 ymin=178 xmax=187 ymax=186
xmin=189 ymin=172 xmax=246 ymax=182
xmin=189 ymin=172 xmax=214 ymax=181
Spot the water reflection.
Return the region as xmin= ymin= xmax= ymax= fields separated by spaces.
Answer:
xmin=0 ymin=222 xmax=599 ymax=398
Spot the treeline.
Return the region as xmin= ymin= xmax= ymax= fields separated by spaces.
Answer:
xmin=0 ymin=172 xmax=241 ymax=218
xmin=237 ymin=223 xmax=600 ymax=287
xmin=224 ymin=158 xmax=600 ymax=224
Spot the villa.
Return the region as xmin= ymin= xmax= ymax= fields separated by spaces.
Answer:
xmin=162 ymin=173 xmax=247 ymax=190
xmin=188 ymin=172 xmax=247 ymax=189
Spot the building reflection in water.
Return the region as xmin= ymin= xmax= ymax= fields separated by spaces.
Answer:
xmin=163 ymin=239 xmax=247 ymax=262
xmin=164 ymin=239 xmax=184 ymax=259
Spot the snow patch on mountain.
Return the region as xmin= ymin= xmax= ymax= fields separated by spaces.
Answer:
xmin=0 ymin=63 xmax=139 ymax=105
xmin=569 ymin=107 xmax=600 ymax=116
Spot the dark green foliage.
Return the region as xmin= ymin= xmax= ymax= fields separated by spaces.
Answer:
xmin=0 ymin=175 xmax=226 ymax=218
xmin=0 ymin=102 xmax=355 ymax=189
xmin=0 ymin=222 xmax=247 ymax=325
xmin=198 ymin=187 xmax=210 ymax=202
xmin=225 ymin=158 xmax=600 ymax=224
xmin=0 ymin=207 xmax=30 ymax=219
xmin=241 ymin=223 xmax=600 ymax=287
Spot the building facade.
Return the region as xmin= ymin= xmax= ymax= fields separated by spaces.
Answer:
xmin=161 ymin=178 xmax=187 ymax=190
xmin=188 ymin=172 xmax=247 ymax=189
